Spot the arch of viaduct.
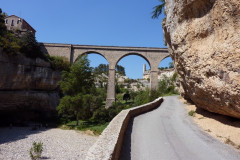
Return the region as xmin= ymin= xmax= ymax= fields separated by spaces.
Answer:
xmin=40 ymin=43 xmax=169 ymax=108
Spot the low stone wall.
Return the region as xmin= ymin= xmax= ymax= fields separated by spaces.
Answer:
xmin=85 ymin=97 xmax=163 ymax=160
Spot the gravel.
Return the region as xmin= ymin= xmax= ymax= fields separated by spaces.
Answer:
xmin=0 ymin=127 xmax=98 ymax=160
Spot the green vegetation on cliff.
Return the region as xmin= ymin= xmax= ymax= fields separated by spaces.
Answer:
xmin=48 ymin=56 xmax=70 ymax=71
xmin=0 ymin=9 xmax=43 ymax=57
xmin=0 ymin=9 xmax=70 ymax=71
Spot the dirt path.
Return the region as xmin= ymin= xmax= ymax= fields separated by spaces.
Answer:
xmin=180 ymin=96 xmax=240 ymax=150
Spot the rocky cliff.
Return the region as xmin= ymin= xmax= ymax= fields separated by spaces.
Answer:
xmin=164 ymin=0 xmax=240 ymax=118
xmin=0 ymin=48 xmax=61 ymax=124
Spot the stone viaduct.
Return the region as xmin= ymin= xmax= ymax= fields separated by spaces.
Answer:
xmin=40 ymin=43 xmax=169 ymax=108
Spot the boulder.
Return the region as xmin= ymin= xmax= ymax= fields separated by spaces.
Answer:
xmin=164 ymin=0 xmax=240 ymax=118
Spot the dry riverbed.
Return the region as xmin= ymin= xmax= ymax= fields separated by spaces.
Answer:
xmin=0 ymin=127 xmax=98 ymax=160
xmin=180 ymin=96 xmax=240 ymax=150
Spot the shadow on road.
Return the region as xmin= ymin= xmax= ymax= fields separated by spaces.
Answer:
xmin=119 ymin=118 xmax=133 ymax=160
xmin=119 ymin=101 xmax=164 ymax=160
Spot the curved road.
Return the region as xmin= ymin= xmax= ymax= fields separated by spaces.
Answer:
xmin=120 ymin=96 xmax=240 ymax=160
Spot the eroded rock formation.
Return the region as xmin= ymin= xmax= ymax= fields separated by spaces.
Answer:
xmin=164 ymin=0 xmax=240 ymax=118
xmin=0 ymin=48 xmax=61 ymax=124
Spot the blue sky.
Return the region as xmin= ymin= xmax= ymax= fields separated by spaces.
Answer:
xmin=1 ymin=0 xmax=172 ymax=79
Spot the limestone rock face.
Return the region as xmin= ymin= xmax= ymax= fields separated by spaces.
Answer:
xmin=164 ymin=0 xmax=240 ymax=118
xmin=0 ymin=48 xmax=61 ymax=123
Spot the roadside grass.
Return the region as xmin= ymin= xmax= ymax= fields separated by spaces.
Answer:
xmin=59 ymin=120 xmax=109 ymax=135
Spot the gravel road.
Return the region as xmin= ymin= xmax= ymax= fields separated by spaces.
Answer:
xmin=0 ymin=128 xmax=97 ymax=160
xmin=120 ymin=96 xmax=240 ymax=160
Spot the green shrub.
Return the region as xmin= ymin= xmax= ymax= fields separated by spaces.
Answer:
xmin=188 ymin=110 xmax=196 ymax=117
xmin=90 ymin=102 xmax=126 ymax=124
xmin=29 ymin=141 xmax=43 ymax=160
xmin=149 ymin=89 xmax=159 ymax=101
xmin=158 ymin=73 xmax=179 ymax=96
xmin=48 ymin=56 xmax=70 ymax=71
xmin=0 ymin=9 xmax=46 ymax=59
xmin=91 ymin=107 xmax=110 ymax=124
xmin=134 ymin=89 xmax=151 ymax=106
xmin=0 ymin=32 xmax=22 ymax=55
xmin=20 ymin=31 xmax=46 ymax=59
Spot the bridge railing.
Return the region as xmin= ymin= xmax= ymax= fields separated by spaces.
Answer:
xmin=85 ymin=97 xmax=164 ymax=160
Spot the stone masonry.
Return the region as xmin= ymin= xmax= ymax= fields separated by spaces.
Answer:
xmin=40 ymin=43 xmax=169 ymax=107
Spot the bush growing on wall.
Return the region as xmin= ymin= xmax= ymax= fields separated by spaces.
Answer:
xmin=20 ymin=31 xmax=46 ymax=59
xmin=48 ymin=56 xmax=70 ymax=71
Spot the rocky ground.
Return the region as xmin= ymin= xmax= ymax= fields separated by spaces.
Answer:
xmin=180 ymin=96 xmax=240 ymax=150
xmin=0 ymin=127 xmax=98 ymax=160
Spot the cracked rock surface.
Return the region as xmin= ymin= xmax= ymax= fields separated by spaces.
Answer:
xmin=164 ymin=0 xmax=240 ymax=118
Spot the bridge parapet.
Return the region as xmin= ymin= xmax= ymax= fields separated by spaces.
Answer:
xmin=85 ymin=97 xmax=163 ymax=160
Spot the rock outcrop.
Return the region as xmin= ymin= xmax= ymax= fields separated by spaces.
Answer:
xmin=0 ymin=48 xmax=61 ymax=124
xmin=164 ymin=0 xmax=240 ymax=118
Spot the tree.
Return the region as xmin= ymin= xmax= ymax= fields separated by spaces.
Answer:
xmin=93 ymin=64 xmax=126 ymax=76
xmin=123 ymin=91 xmax=130 ymax=103
xmin=116 ymin=65 xmax=126 ymax=76
xmin=0 ymin=8 xmax=21 ymax=54
xmin=20 ymin=31 xmax=44 ymax=59
xmin=57 ymin=55 xmax=94 ymax=125
xmin=152 ymin=0 xmax=165 ymax=19
xmin=93 ymin=64 xmax=109 ymax=75
xmin=137 ymin=83 xmax=141 ymax=89
xmin=134 ymin=89 xmax=151 ymax=106
xmin=0 ymin=9 xmax=7 ymax=36
xmin=169 ymin=62 xmax=174 ymax=68
xmin=130 ymin=90 xmax=137 ymax=101
xmin=48 ymin=56 xmax=70 ymax=71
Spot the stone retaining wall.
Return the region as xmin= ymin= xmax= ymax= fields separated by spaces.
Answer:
xmin=85 ymin=97 xmax=163 ymax=160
